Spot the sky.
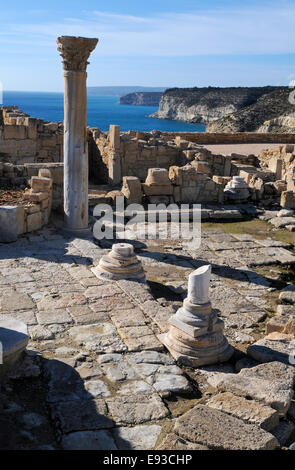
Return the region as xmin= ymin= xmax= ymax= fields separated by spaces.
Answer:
xmin=1 ymin=0 xmax=295 ymax=91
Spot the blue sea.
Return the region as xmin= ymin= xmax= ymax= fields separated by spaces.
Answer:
xmin=2 ymin=91 xmax=205 ymax=133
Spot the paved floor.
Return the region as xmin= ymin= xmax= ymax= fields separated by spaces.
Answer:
xmin=0 ymin=222 xmax=294 ymax=449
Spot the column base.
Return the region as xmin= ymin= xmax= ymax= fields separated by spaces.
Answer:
xmin=158 ymin=332 xmax=234 ymax=368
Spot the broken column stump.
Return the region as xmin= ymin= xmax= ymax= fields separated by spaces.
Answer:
xmin=159 ymin=265 xmax=233 ymax=367
xmin=91 ymin=243 xmax=146 ymax=282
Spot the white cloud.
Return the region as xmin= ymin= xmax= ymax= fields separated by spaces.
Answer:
xmin=2 ymin=3 xmax=295 ymax=57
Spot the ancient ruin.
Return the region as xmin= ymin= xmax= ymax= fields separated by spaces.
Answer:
xmin=92 ymin=243 xmax=146 ymax=282
xmin=1 ymin=34 xmax=295 ymax=452
xmin=57 ymin=36 xmax=98 ymax=232
xmin=160 ymin=265 xmax=233 ymax=367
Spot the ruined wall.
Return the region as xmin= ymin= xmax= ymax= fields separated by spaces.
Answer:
xmin=0 ymin=107 xmax=63 ymax=164
xmin=0 ymin=161 xmax=63 ymax=211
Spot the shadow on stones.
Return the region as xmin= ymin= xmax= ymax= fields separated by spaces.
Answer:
xmin=138 ymin=249 xmax=275 ymax=288
xmin=0 ymin=355 xmax=131 ymax=450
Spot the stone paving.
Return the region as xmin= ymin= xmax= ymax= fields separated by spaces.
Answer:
xmin=0 ymin=221 xmax=295 ymax=450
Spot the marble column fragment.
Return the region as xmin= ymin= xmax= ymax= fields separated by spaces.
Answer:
xmin=160 ymin=265 xmax=233 ymax=367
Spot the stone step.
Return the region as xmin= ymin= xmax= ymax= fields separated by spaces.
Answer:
xmin=215 ymin=361 xmax=295 ymax=416
xmin=173 ymin=404 xmax=279 ymax=450
xmin=206 ymin=392 xmax=279 ymax=431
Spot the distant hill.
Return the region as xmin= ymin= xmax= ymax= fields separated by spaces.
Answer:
xmin=120 ymin=92 xmax=163 ymax=106
xmin=151 ymin=86 xmax=285 ymax=124
xmin=206 ymin=88 xmax=294 ymax=132
xmin=87 ymin=86 xmax=166 ymax=97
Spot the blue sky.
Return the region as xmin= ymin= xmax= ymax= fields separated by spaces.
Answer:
xmin=1 ymin=0 xmax=295 ymax=91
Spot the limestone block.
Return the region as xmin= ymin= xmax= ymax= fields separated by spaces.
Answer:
xmin=0 ymin=206 xmax=19 ymax=242
xmin=30 ymin=176 xmax=52 ymax=193
xmin=281 ymin=191 xmax=295 ymax=209
xmin=109 ymin=125 xmax=120 ymax=150
xmin=206 ymin=392 xmax=279 ymax=431
xmin=3 ymin=125 xmax=26 ymax=140
xmin=0 ymin=315 xmax=29 ymax=378
xmin=175 ymin=137 xmax=189 ymax=149
xmin=169 ymin=166 xmax=182 ymax=185
xmin=38 ymin=168 xmax=52 ymax=179
xmin=24 ymin=191 xmax=48 ymax=202
xmin=26 ymin=211 xmax=42 ymax=232
xmin=174 ymin=404 xmax=278 ymax=450
xmin=145 ymin=168 xmax=171 ymax=186
xmin=269 ymin=158 xmax=283 ymax=180
xmin=213 ymin=175 xmax=231 ymax=185
xmin=191 ymin=160 xmax=211 ymax=175
xmin=121 ymin=176 xmax=142 ymax=204
xmin=142 ymin=183 xmax=173 ymax=196
xmin=17 ymin=206 xmax=25 ymax=235
xmin=25 ymin=117 xmax=38 ymax=139
xmin=39 ymin=134 xmax=57 ymax=147
xmin=287 ymin=180 xmax=295 ymax=191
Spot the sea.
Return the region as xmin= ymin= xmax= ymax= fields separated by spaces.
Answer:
xmin=2 ymin=91 xmax=205 ymax=133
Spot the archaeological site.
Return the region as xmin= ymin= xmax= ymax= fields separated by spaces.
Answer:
xmin=1 ymin=35 xmax=295 ymax=452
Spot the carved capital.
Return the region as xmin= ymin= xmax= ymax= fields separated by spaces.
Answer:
xmin=57 ymin=36 xmax=98 ymax=71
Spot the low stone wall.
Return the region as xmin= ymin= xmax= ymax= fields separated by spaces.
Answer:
xmin=0 ymin=162 xmax=63 ymax=210
xmin=159 ymin=132 xmax=295 ymax=144
xmin=0 ymin=169 xmax=53 ymax=242
xmin=0 ymin=106 xmax=63 ymax=164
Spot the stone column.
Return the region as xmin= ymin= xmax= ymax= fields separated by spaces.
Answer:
xmin=57 ymin=36 xmax=98 ymax=232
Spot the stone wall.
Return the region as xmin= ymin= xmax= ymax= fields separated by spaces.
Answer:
xmin=0 ymin=106 xmax=63 ymax=164
xmin=0 ymin=162 xmax=63 ymax=211
xmin=159 ymin=132 xmax=295 ymax=144
xmin=0 ymin=169 xmax=53 ymax=242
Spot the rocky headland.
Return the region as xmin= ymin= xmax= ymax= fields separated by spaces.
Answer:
xmin=207 ymin=88 xmax=295 ymax=133
xmin=120 ymin=92 xmax=163 ymax=106
xmin=150 ymin=86 xmax=295 ymax=132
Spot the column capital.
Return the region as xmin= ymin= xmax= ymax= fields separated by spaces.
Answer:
xmin=57 ymin=36 xmax=98 ymax=71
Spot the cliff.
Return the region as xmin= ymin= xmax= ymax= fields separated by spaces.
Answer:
xmin=120 ymin=92 xmax=163 ymax=106
xmin=151 ymin=86 xmax=284 ymax=124
xmin=206 ymin=88 xmax=294 ymax=133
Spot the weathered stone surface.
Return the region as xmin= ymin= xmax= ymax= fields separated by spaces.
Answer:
xmin=156 ymin=433 xmax=209 ymax=450
xmin=206 ymin=392 xmax=279 ymax=430
xmin=117 ymin=380 xmax=154 ymax=396
xmin=62 ymin=430 xmax=117 ymax=450
xmin=217 ymin=361 xmax=295 ymax=415
xmin=51 ymin=399 xmax=112 ymax=433
xmin=247 ymin=333 xmax=295 ymax=365
xmin=0 ymin=206 xmax=19 ymax=242
xmin=113 ymin=424 xmax=162 ymax=450
xmin=106 ymin=395 xmax=169 ymax=425
xmin=174 ymin=404 xmax=279 ymax=450
xmin=44 ymin=358 xmax=91 ymax=403
xmin=85 ymin=379 xmax=111 ymax=398
xmin=68 ymin=323 xmax=127 ymax=353
xmin=37 ymin=293 xmax=87 ymax=311
xmin=1 ymin=292 xmax=34 ymax=312
xmin=98 ymin=354 xmax=138 ymax=382
xmin=279 ymin=284 xmax=295 ymax=304
xmin=270 ymin=217 xmax=295 ymax=228
xmin=75 ymin=362 xmax=103 ymax=380
xmin=0 ymin=315 xmax=29 ymax=376
xmin=36 ymin=309 xmax=73 ymax=325
xmin=266 ymin=315 xmax=295 ymax=335
xmin=272 ymin=421 xmax=295 ymax=446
